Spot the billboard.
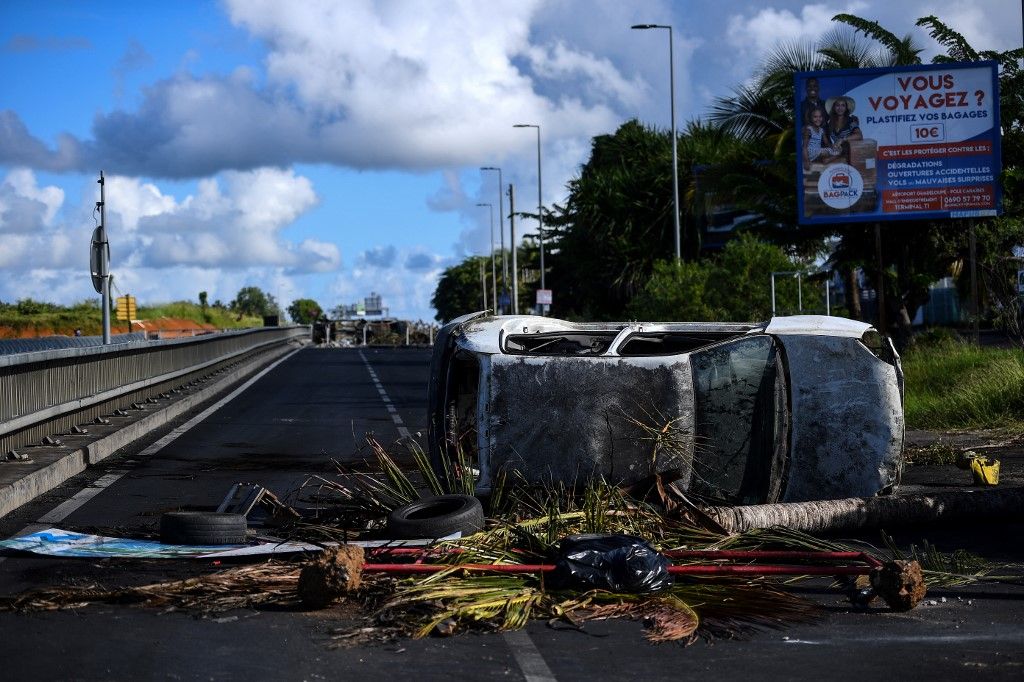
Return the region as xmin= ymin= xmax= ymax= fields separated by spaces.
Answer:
xmin=796 ymin=61 xmax=1001 ymax=224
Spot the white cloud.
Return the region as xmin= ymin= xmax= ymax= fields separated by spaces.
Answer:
xmin=0 ymin=167 xmax=342 ymax=307
xmin=327 ymin=244 xmax=450 ymax=321
xmin=2 ymin=168 xmax=63 ymax=225
xmin=104 ymin=176 xmax=176 ymax=231
xmin=727 ymin=4 xmax=869 ymax=55
xmin=107 ymin=167 xmax=334 ymax=272
xmin=913 ymin=2 xmax=1022 ymax=54
xmin=0 ymin=169 xmax=77 ymax=272
xmin=2 ymin=0 xmax=634 ymax=180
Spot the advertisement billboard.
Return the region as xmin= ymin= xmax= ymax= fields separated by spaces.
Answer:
xmin=796 ymin=61 xmax=1001 ymax=224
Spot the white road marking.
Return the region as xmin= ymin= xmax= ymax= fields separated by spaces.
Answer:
xmin=0 ymin=348 xmax=302 ymax=556
xmin=503 ymin=630 xmax=558 ymax=682
xmin=359 ymin=350 xmax=411 ymax=439
xmin=36 ymin=472 xmax=126 ymax=524
xmin=362 ymin=350 xmax=557 ymax=682
xmin=783 ymin=632 xmax=1024 ymax=645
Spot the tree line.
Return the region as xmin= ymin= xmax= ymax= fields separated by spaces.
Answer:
xmin=432 ymin=13 xmax=1023 ymax=346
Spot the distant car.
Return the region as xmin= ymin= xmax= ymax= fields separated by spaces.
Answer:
xmin=428 ymin=313 xmax=904 ymax=504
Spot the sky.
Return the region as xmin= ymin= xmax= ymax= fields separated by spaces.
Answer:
xmin=1 ymin=1 xmax=1021 ymax=322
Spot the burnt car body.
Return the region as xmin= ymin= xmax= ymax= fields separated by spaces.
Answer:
xmin=428 ymin=313 xmax=904 ymax=504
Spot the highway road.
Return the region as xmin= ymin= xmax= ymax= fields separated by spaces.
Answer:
xmin=0 ymin=346 xmax=1022 ymax=680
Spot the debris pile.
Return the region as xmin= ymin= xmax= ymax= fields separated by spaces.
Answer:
xmin=0 ymin=437 xmax=1013 ymax=644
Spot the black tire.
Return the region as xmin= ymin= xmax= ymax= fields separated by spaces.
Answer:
xmin=386 ymin=495 xmax=484 ymax=539
xmin=160 ymin=511 xmax=248 ymax=545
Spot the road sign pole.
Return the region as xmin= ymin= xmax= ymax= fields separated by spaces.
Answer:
xmin=99 ymin=171 xmax=111 ymax=344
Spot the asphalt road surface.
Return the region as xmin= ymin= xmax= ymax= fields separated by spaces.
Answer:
xmin=1 ymin=346 xmax=1022 ymax=681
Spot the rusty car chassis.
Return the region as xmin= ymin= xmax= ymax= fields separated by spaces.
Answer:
xmin=428 ymin=313 xmax=904 ymax=504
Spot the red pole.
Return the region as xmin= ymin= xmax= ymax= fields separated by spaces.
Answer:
xmin=361 ymin=562 xmax=873 ymax=577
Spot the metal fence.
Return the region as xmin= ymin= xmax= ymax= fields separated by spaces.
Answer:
xmin=0 ymin=326 xmax=307 ymax=453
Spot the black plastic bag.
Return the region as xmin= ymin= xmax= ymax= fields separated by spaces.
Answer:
xmin=549 ymin=534 xmax=673 ymax=594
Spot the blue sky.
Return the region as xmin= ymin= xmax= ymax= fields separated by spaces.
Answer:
xmin=1 ymin=1 xmax=1020 ymax=321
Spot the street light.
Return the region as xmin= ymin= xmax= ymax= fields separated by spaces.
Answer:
xmin=480 ymin=166 xmax=507 ymax=312
xmin=513 ymin=123 xmax=545 ymax=314
xmin=476 ymin=202 xmax=497 ymax=312
xmin=631 ymin=23 xmax=681 ymax=261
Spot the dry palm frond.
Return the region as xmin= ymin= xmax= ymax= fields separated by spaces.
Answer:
xmin=582 ymin=594 xmax=700 ymax=643
xmin=881 ymin=532 xmax=1016 ymax=586
xmin=0 ymin=563 xmax=302 ymax=614
xmin=370 ymin=480 xmax=823 ymax=643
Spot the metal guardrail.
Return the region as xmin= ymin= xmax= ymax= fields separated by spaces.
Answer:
xmin=0 ymin=333 xmax=148 ymax=356
xmin=0 ymin=326 xmax=307 ymax=453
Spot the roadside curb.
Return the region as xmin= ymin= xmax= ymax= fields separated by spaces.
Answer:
xmin=0 ymin=343 xmax=297 ymax=519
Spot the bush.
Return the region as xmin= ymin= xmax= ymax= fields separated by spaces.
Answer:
xmin=628 ymin=234 xmax=802 ymax=321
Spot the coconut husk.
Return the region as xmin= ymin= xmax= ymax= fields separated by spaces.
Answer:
xmin=298 ymin=545 xmax=365 ymax=609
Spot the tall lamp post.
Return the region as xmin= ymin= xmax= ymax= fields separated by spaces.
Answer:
xmin=631 ymin=23 xmax=681 ymax=262
xmin=476 ymin=202 xmax=497 ymax=312
xmin=480 ymin=166 xmax=507 ymax=312
xmin=513 ymin=123 xmax=546 ymax=314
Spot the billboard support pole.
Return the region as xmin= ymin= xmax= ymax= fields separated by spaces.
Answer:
xmin=969 ymin=221 xmax=980 ymax=344
xmin=875 ymin=222 xmax=886 ymax=335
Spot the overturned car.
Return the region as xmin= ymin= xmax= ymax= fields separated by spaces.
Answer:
xmin=428 ymin=313 xmax=904 ymax=504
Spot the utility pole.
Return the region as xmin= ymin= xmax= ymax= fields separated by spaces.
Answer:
xmin=479 ymin=258 xmax=487 ymax=311
xmin=508 ymin=184 xmax=519 ymax=315
xmin=481 ymin=167 xmax=507 ymax=312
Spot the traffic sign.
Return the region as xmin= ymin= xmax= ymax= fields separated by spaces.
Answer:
xmin=116 ymin=294 xmax=137 ymax=321
xmin=536 ymin=289 xmax=552 ymax=306
xmin=90 ymin=227 xmax=109 ymax=294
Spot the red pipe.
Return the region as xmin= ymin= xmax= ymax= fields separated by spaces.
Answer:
xmin=665 ymin=550 xmax=883 ymax=569
xmin=361 ymin=562 xmax=872 ymax=576
xmin=365 ymin=548 xmax=881 ymax=570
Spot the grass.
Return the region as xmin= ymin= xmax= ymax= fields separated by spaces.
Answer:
xmin=141 ymin=301 xmax=263 ymax=329
xmin=904 ymin=441 xmax=960 ymax=466
xmin=902 ymin=338 xmax=1024 ymax=431
xmin=0 ymin=300 xmax=263 ymax=337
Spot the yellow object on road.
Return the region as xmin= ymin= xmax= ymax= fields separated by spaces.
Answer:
xmin=969 ymin=457 xmax=1000 ymax=486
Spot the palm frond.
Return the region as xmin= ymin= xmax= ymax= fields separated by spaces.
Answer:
xmin=833 ymin=13 xmax=923 ymax=64
xmin=916 ymin=16 xmax=979 ymax=63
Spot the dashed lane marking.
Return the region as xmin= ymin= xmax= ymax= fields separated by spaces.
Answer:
xmin=359 ymin=350 xmax=411 ymax=439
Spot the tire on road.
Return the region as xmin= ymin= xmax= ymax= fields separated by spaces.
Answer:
xmin=386 ymin=495 xmax=485 ymax=539
xmin=160 ymin=511 xmax=248 ymax=545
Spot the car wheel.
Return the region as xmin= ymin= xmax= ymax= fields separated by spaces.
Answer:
xmin=160 ymin=511 xmax=248 ymax=545
xmin=386 ymin=495 xmax=484 ymax=539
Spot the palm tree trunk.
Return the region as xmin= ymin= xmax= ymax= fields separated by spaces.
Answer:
xmin=705 ymin=487 xmax=1024 ymax=533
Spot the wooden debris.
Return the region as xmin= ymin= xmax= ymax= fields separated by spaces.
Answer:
xmin=298 ymin=546 xmax=365 ymax=609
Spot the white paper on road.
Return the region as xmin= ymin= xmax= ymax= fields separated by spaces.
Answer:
xmin=0 ymin=528 xmax=461 ymax=559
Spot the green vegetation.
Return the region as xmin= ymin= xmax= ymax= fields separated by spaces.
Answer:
xmin=903 ymin=339 xmax=1024 ymax=430
xmin=0 ymin=286 xmax=272 ymax=337
xmin=0 ymin=299 xmax=106 ymax=336
xmin=141 ymin=301 xmax=263 ymax=328
xmin=627 ymin=234 xmax=802 ymax=321
xmin=230 ymin=286 xmax=280 ymax=318
xmin=286 ymin=298 xmax=322 ymax=325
